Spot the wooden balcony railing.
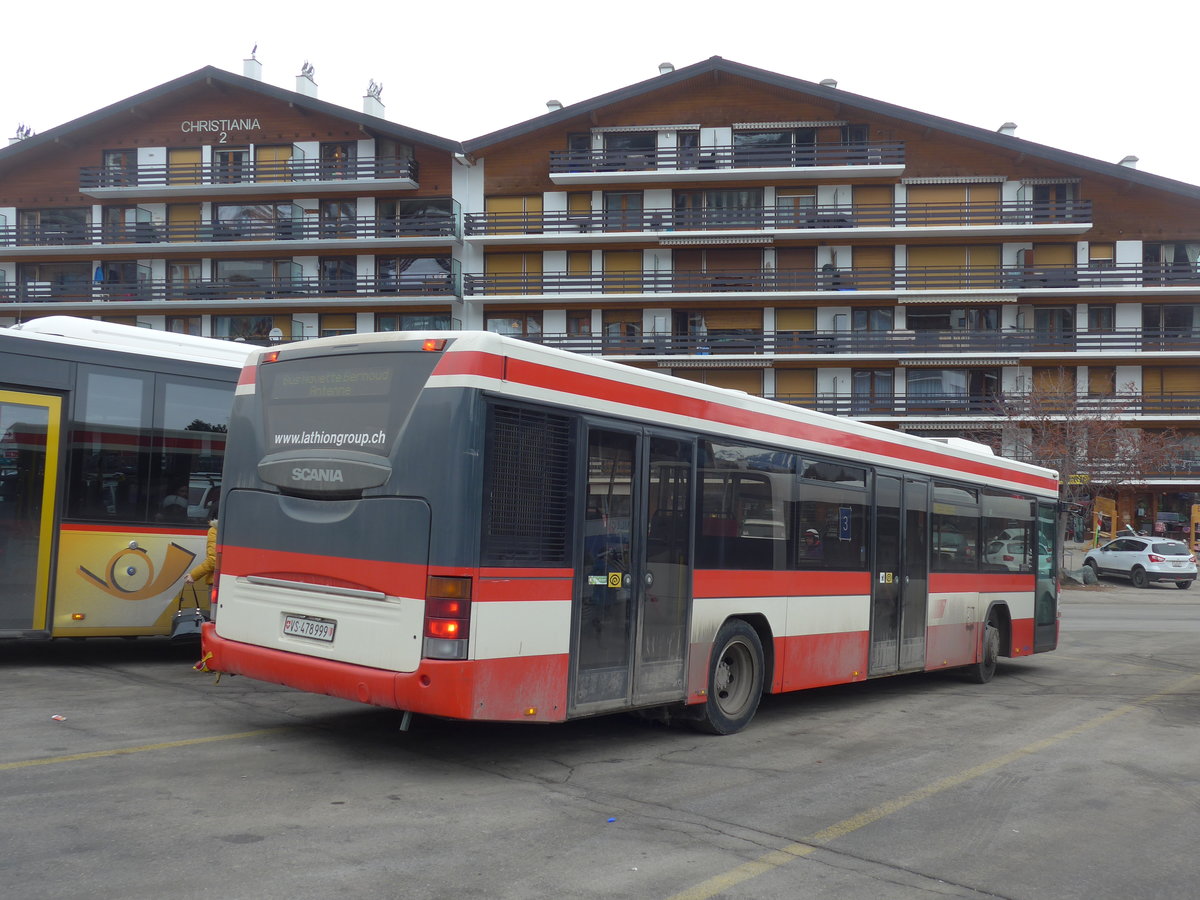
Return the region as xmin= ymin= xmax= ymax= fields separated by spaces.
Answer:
xmin=79 ymin=157 xmax=419 ymax=190
xmin=464 ymin=200 xmax=1092 ymax=236
xmin=0 ymin=273 xmax=457 ymax=304
xmin=464 ymin=263 xmax=1200 ymax=295
xmin=2 ymin=214 xmax=458 ymax=248
xmin=548 ymin=141 xmax=905 ymax=173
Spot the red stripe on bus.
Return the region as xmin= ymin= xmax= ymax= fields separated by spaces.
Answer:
xmin=202 ymin=625 xmax=570 ymax=722
xmin=694 ymin=569 xmax=871 ymax=598
xmin=929 ymin=572 xmax=1036 ymax=593
xmin=476 ymin=576 xmax=573 ymax=603
xmin=221 ymin=546 xmax=425 ymax=596
xmin=237 ymin=364 xmax=257 ymax=388
xmin=438 ymin=349 xmax=1058 ymax=493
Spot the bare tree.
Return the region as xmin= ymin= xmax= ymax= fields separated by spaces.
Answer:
xmin=981 ymin=369 xmax=1181 ymax=566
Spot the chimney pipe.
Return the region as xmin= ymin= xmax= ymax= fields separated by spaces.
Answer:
xmin=658 ymin=62 xmax=674 ymax=75
xmin=546 ymin=99 xmax=563 ymax=112
xmin=364 ymin=80 xmax=384 ymax=118
xmin=243 ymin=57 xmax=262 ymax=81
xmin=296 ymin=62 xmax=317 ymax=98
xmin=998 ymin=122 xmax=1017 ymax=135
xmin=819 ymin=78 xmax=838 ymax=88
xmin=1118 ymin=155 xmax=1138 ymax=169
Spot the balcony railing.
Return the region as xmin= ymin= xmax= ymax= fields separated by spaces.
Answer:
xmin=518 ymin=328 xmax=1200 ymax=357
xmin=464 ymin=263 xmax=1200 ymax=295
xmin=0 ymin=273 xmax=458 ymax=304
xmin=2 ymin=214 xmax=458 ymax=248
xmin=465 ymin=200 xmax=1092 ymax=236
xmin=548 ymin=141 xmax=905 ymax=174
xmin=79 ymin=157 xmax=420 ymax=190
xmin=767 ymin=392 xmax=1200 ymax=418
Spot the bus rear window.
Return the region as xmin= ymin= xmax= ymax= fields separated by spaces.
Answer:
xmin=259 ymin=353 xmax=438 ymax=457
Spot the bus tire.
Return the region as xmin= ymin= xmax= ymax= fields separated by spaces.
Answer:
xmin=693 ymin=619 xmax=764 ymax=735
xmin=964 ymin=617 xmax=1000 ymax=684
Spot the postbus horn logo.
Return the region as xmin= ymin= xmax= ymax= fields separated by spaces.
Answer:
xmin=78 ymin=541 xmax=197 ymax=601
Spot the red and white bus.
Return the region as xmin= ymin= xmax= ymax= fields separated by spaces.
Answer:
xmin=202 ymin=331 xmax=1059 ymax=734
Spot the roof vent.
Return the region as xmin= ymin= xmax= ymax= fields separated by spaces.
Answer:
xmin=546 ymin=99 xmax=563 ymax=112
xmin=997 ymin=122 xmax=1017 ymax=135
xmin=1118 ymin=155 xmax=1139 ymax=169
xmin=819 ymin=78 xmax=838 ymax=88
xmin=658 ymin=62 xmax=675 ymax=75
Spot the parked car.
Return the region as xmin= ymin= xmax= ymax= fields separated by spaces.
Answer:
xmin=1082 ymin=537 xmax=1197 ymax=589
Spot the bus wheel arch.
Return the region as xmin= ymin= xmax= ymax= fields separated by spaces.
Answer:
xmin=692 ymin=616 xmax=769 ymax=735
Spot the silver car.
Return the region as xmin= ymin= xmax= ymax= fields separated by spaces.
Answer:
xmin=1083 ymin=537 xmax=1197 ymax=589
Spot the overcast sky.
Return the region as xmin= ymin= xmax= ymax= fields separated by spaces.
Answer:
xmin=3 ymin=0 xmax=1197 ymax=187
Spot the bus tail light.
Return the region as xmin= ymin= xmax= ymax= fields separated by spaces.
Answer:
xmin=423 ymin=575 xmax=472 ymax=660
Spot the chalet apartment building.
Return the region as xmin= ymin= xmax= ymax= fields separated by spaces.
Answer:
xmin=2 ymin=56 xmax=1200 ymax=532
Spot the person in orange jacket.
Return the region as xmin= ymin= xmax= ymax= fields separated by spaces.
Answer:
xmin=184 ymin=499 xmax=218 ymax=586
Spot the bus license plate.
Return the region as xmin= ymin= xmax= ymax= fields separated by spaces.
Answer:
xmin=283 ymin=614 xmax=336 ymax=642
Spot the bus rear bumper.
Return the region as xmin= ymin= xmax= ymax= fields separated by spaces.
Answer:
xmin=201 ymin=623 xmax=570 ymax=723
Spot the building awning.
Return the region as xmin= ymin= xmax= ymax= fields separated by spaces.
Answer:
xmin=659 ymin=235 xmax=774 ymax=246
xmin=900 ymin=357 xmax=1010 ymax=366
xmin=658 ymin=358 xmax=771 ymax=368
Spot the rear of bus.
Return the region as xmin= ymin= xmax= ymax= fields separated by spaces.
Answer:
xmin=203 ymin=333 xmax=530 ymax=720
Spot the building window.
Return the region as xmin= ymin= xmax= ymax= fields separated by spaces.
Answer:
xmin=486 ymin=312 xmax=542 ymax=337
xmin=603 ymin=132 xmax=656 ymax=169
xmin=375 ymin=313 xmax=451 ymax=332
xmin=320 ymin=142 xmax=357 ymax=178
xmin=851 ymin=369 xmax=894 ymax=414
xmin=213 ymin=202 xmax=292 ymax=240
xmin=319 ymin=199 xmax=357 ymax=238
xmin=319 ymin=257 xmax=357 ymax=294
xmin=319 ymin=313 xmax=356 ymax=337
xmin=102 ymin=149 xmax=138 ymax=186
xmin=732 ymin=129 xmax=816 ymax=167
xmin=212 ymin=315 xmax=274 ymax=342
xmin=851 ymin=308 xmax=894 ymax=331
xmin=377 ymin=256 xmax=452 ymax=293
xmin=566 ymin=310 xmax=592 ymax=336
xmin=377 ymin=198 xmax=454 ymax=236
xmin=906 ymin=306 xmax=998 ymax=332
xmin=1087 ymin=305 xmax=1115 ymax=332
xmin=674 ymin=189 xmax=764 ymax=228
xmin=167 ymin=316 xmax=202 ymax=336
xmin=213 ymin=147 xmax=250 ymax=183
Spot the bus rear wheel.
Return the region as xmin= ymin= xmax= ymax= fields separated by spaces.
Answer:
xmin=964 ymin=617 xmax=1000 ymax=684
xmin=693 ymin=619 xmax=764 ymax=735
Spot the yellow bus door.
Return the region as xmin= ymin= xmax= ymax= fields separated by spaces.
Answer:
xmin=0 ymin=391 xmax=61 ymax=636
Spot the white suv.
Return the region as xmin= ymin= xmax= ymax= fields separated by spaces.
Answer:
xmin=1083 ymin=537 xmax=1197 ymax=589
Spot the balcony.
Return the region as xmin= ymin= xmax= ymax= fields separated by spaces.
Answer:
xmin=465 ymin=200 xmax=1093 ymax=243
xmin=78 ymin=157 xmax=420 ymax=198
xmin=0 ymin=273 xmax=459 ymax=309
xmin=0 ymin=214 xmax=459 ymax=257
xmin=464 ymin=263 xmax=1200 ymax=298
xmin=547 ymin=142 xmax=905 ymax=185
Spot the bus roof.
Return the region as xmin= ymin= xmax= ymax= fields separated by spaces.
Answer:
xmin=7 ymin=316 xmax=257 ymax=368
xmin=267 ymin=329 xmax=1061 ymax=496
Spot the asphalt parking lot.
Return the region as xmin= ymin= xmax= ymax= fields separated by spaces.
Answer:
xmin=2 ymin=580 xmax=1197 ymax=900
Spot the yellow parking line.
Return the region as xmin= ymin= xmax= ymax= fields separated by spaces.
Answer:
xmin=667 ymin=673 xmax=1200 ymax=900
xmin=0 ymin=727 xmax=290 ymax=771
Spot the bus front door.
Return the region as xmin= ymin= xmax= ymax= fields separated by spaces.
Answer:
xmin=573 ymin=427 xmax=693 ymax=716
xmin=869 ymin=474 xmax=929 ymax=675
xmin=0 ymin=391 xmax=62 ymax=637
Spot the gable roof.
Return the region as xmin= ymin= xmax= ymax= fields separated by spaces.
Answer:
xmin=0 ymin=65 xmax=460 ymax=170
xmin=463 ymin=56 xmax=1200 ymax=202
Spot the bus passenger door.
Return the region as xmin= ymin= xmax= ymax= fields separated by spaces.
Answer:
xmin=0 ymin=391 xmax=62 ymax=636
xmin=869 ymin=474 xmax=928 ymax=675
xmin=572 ymin=426 xmax=692 ymax=715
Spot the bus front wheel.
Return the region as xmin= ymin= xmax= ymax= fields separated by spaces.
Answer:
xmin=693 ymin=619 xmax=764 ymax=735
